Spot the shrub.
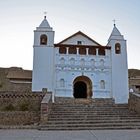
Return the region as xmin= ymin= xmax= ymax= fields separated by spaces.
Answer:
xmin=3 ymin=104 xmax=15 ymax=111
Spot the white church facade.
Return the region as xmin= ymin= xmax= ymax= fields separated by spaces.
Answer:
xmin=32 ymin=16 xmax=129 ymax=103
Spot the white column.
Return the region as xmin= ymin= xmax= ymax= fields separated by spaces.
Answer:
xmin=66 ymin=47 xmax=69 ymax=54
xmin=86 ymin=48 xmax=89 ymax=55
xmin=96 ymin=48 xmax=98 ymax=56
xmin=77 ymin=47 xmax=79 ymax=55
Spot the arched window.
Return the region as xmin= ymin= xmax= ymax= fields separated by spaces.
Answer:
xmin=69 ymin=47 xmax=76 ymax=54
xmin=40 ymin=34 xmax=47 ymax=45
xmin=115 ymin=43 xmax=121 ymax=54
xmin=100 ymin=80 xmax=105 ymax=89
xmin=98 ymin=48 xmax=105 ymax=56
xmin=70 ymin=58 xmax=75 ymax=65
xmin=79 ymin=47 xmax=86 ymax=55
xmin=60 ymin=57 xmax=65 ymax=65
xmin=90 ymin=59 xmax=95 ymax=66
xmin=81 ymin=59 xmax=85 ymax=66
xmin=60 ymin=79 xmax=65 ymax=87
xmin=88 ymin=47 xmax=96 ymax=55
xmin=100 ymin=59 xmax=104 ymax=67
xmin=59 ymin=47 xmax=66 ymax=54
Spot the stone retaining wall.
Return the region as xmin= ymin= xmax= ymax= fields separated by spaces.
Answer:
xmin=0 ymin=111 xmax=39 ymax=125
xmin=0 ymin=91 xmax=45 ymax=111
xmin=41 ymin=93 xmax=52 ymax=123
xmin=0 ymin=91 xmax=45 ymax=125
xmin=129 ymin=93 xmax=140 ymax=114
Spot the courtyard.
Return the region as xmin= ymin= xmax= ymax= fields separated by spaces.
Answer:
xmin=0 ymin=129 xmax=140 ymax=140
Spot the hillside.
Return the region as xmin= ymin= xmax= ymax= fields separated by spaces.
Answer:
xmin=128 ymin=69 xmax=140 ymax=78
xmin=0 ymin=67 xmax=31 ymax=91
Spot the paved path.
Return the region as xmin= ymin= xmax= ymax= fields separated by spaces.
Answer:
xmin=0 ymin=129 xmax=140 ymax=140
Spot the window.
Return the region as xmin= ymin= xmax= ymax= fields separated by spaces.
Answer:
xmin=60 ymin=57 xmax=65 ymax=65
xmin=77 ymin=41 xmax=82 ymax=45
xmin=88 ymin=47 xmax=96 ymax=55
xmin=60 ymin=79 xmax=65 ymax=87
xmin=100 ymin=80 xmax=105 ymax=89
xmin=40 ymin=34 xmax=47 ymax=45
xmin=90 ymin=59 xmax=95 ymax=66
xmin=100 ymin=59 xmax=104 ymax=67
xmin=81 ymin=59 xmax=85 ymax=66
xmin=98 ymin=48 xmax=105 ymax=56
xmin=79 ymin=47 xmax=86 ymax=55
xmin=69 ymin=47 xmax=76 ymax=54
xmin=59 ymin=47 xmax=66 ymax=54
xmin=70 ymin=58 xmax=75 ymax=65
xmin=115 ymin=43 xmax=121 ymax=54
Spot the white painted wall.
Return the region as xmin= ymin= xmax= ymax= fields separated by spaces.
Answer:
xmin=54 ymin=49 xmax=112 ymax=99
xmin=32 ymin=47 xmax=54 ymax=92
xmin=61 ymin=34 xmax=99 ymax=46
xmin=108 ymin=40 xmax=129 ymax=103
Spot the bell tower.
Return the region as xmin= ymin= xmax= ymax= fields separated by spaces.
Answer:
xmin=108 ymin=24 xmax=128 ymax=103
xmin=32 ymin=16 xmax=55 ymax=92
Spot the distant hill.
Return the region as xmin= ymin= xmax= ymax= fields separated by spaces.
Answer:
xmin=0 ymin=67 xmax=31 ymax=91
xmin=128 ymin=69 xmax=140 ymax=78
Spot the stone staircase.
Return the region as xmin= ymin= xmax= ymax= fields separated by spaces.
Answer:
xmin=39 ymin=97 xmax=140 ymax=130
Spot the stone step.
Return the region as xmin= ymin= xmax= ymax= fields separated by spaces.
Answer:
xmin=50 ymin=113 xmax=134 ymax=116
xmin=52 ymin=106 xmax=129 ymax=110
xmin=51 ymin=111 xmax=130 ymax=114
xmin=51 ymin=109 xmax=132 ymax=112
xmin=39 ymin=125 xmax=140 ymax=130
xmin=49 ymin=117 xmax=140 ymax=121
xmin=50 ymin=112 xmax=139 ymax=116
xmin=46 ymin=119 xmax=140 ymax=125
xmin=40 ymin=98 xmax=140 ymax=130
xmin=52 ymin=105 xmax=128 ymax=107
xmin=52 ymin=103 xmax=122 ymax=106
xmin=52 ymin=107 xmax=129 ymax=111
xmin=39 ymin=122 xmax=140 ymax=130
xmin=50 ymin=112 xmax=136 ymax=116
xmin=48 ymin=115 xmax=140 ymax=120
xmin=51 ymin=106 xmax=129 ymax=110
xmin=55 ymin=97 xmax=115 ymax=104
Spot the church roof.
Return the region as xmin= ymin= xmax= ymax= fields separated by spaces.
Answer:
xmin=39 ymin=16 xmax=51 ymax=28
xmin=57 ymin=31 xmax=102 ymax=46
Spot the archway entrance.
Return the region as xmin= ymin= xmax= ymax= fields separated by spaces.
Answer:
xmin=73 ymin=76 xmax=92 ymax=98
xmin=74 ymin=81 xmax=87 ymax=98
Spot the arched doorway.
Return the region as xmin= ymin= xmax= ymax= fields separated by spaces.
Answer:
xmin=73 ymin=76 xmax=93 ymax=98
xmin=74 ymin=81 xmax=87 ymax=98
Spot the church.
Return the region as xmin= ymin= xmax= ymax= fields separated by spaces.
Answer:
xmin=32 ymin=16 xmax=129 ymax=103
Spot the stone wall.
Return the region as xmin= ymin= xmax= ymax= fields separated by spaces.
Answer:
xmin=129 ymin=93 xmax=140 ymax=114
xmin=41 ymin=93 xmax=52 ymax=123
xmin=0 ymin=91 xmax=45 ymax=125
xmin=0 ymin=111 xmax=39 ymax=125
xmin=0 ymin=91 xmax=45 ymax=111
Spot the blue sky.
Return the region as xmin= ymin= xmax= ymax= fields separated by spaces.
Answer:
xmin=0 ymin=0 xmax=140 ymax=70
